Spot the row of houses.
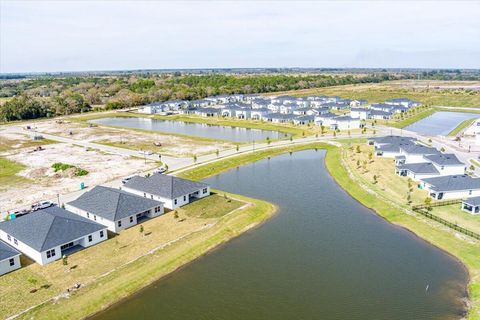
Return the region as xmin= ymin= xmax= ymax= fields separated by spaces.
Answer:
xmin=0 ymin=174 xmax=210 ymax=275
xmin=369 ymin=136 xmax=480 ymax=212
xmin=349 ymin=99 xmax=420 ymax=120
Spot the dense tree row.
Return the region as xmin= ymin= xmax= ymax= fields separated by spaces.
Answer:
xmin=0 ymin=70 xmax=478 ymax=122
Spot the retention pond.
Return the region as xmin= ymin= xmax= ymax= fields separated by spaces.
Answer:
xmin=93 ymin=149 xmax=468 ymax=320
xmin=90 ymin=117 xmax=289 ymax=142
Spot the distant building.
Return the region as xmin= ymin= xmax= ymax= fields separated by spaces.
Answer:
xmin=0 ymin=240 xmax=21 ymax=276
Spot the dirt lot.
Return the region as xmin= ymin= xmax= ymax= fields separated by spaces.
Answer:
xmin=32 ymin=119 xmax=233 ymax=157
xmin=0 ymin=142 xmax=158 ymax=212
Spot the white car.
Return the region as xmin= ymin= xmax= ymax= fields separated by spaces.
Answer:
xmin=32 ymin=201 xmax=54 ymax=211
xmin=153 ymin=167 xmax=167 ymax=174
xmin=139 ymin=150 xmax=153 ymax=156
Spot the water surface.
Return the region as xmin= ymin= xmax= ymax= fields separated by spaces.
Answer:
xmin=93 ymin=150 xmax=468 ymax=320
xmin=405 ymin=111 xmax=478 ymax=135
xmin=91 ymin=117 xmax=288 ymax=142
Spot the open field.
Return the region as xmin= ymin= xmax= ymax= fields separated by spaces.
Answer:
xmin=271 ymin=80 xmax=480 ymax=108
xmin=0 ymin=131 xmax=57 ymax=153
xmin=334 ymin=141 xmax=480 ymax=319
xmin=1 ymin=194 xmax=274 ymax=320
xmin=29 ymin=117 xmax=234 ymax=157
xmin=0 ymin=143 xmax=159 ymax=212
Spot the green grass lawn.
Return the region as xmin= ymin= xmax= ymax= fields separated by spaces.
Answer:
xmin=1 ymin=183 xmax=275 ymax=320
xmin=183 ymin=193 xmax=244 ymax=218
xmin=0 ymin=157 xmax=28 ymax=189
xmin=0 ymin=138 xmax=57 ymax=153
xmin=430 ymin=204 xmax=480 ymax=235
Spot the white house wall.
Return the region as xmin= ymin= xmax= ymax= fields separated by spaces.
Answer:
xmin=0 ymin=255 xmax=20 ymax=276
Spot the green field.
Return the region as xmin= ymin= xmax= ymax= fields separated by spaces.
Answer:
xmin=0 ymin=157 xmax=28 ymax=189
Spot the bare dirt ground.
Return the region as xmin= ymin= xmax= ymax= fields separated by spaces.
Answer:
xmin=387 ymin=80 xmax=480 ymax=91
xmin=32 ymin=119 xmax=233 ymax=157
xmin=0 ymin=142 xmax=158 ymax=212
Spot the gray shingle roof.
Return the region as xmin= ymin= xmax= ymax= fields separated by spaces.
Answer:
xmin=400 ymin=144 xmax=440 ymax=155
xmin=0 ymin=240 xmax=20 ymax=261
xmin=0 ymin=207 xmax=105 ymax=252
xmin=294 ymin=115 xmax=315 ymax=121
xmin=369 ymin=136 xmax=416 ymax=145
xmin=463 ymin=196 xmax=480 ymax=206
xmin=424 ymin=153 xmax=464 ymax=166
xmin=124 ymin=174 xmax=208 ymax=199
xmin=265 ymin=113 xmax=295 ymax=120
xmin=397 ymin=162 xmax=440 ymax=174
xmin=422 ymin=175 xmax=480 ymax=192
xmin=67 ymin=186 xmax=163 ymax=221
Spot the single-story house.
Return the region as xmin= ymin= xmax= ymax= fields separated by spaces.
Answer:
xmin=367 ymin=135 xmax=417 ymax=148
xmin=420 ymin=175 xmax=480 ymax=200
xmin=180 ymin=106 xmax=198 ymax=115
xmin=293 ymin=107 xmax=313 ymax=115
xmin=250 ymin=108 xmax=270 ymax=120
xmin=264 ymin=113 xmax=295 ymax=124
xmin=235 ymin=108 xmax=251 ymax=119
xmin=424 ymin=153 xmax=466 ymax=176
xmin=293 ymin=115 xmax=315 ymax=125
xmin=370 ymin=103 xmax=396 ymax=113
xmin=0 ymin=206 xmax=107 ymax=265
xmin=189 ymin=99 xmax=213 ymax=108
xmin=330 ymin=116 xmax=361 ymax=130
xmin=399 ymin=144 xmax=440 ymax=163
xmin=0 ymin=240 xmax=21 ymax=276
xmin=350 ymin=108 xmax=371 ymax=120
xmin=195 ymin=107 xmax=221 ymax=117
xmin=385 ymin=98 xmax=419 ymax=108
xmin=396 ymin=162 xmax=440 ymax=181
xmin=461 ymin=197 xmax=480 ymax=215
xmin=66 ymin=186 xmax=164 ymax=233
xmin=314 ymin=112 xmax=337 ymax=126
xmin=251 ymin=99 xmax=271 ymax=109
xmin=374 ymin=141 xmax=415 ymax=158
xmin=121 ymin=173 xmax=210 ymax=209
xmin=280 ymin=104 xmax=297 ymax=114
xmin=369 ymin=110 xmax=393 ymax=120
xmin=350 ymin=99 xmax=368 ymax=107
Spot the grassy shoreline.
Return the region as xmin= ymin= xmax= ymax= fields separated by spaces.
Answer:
xmin=4 ymin=195 xmax=276 ymax=319
xmin=448 ymin=118 xmax=477 ymax=136
xmin=4 ymin=141 xmax=479 ymax=319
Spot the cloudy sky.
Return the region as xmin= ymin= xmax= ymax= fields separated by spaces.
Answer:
xmin=1 ymin=1 xmax=479 ymax=73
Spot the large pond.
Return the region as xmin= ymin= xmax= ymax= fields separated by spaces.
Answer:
xmin=93 ymin=150 xmax=468 ymax=320
xmin=405 ymin=111 xmax=479 ymax=136
xmin=90 ymin=117 xmax=289 ymax=142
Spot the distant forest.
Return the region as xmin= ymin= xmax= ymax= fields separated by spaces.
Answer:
xmin=0 ymin=70 xmax=478 ymax=122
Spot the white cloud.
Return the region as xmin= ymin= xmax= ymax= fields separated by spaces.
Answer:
xmin=1 ymin=0 xmax=479 ymax=72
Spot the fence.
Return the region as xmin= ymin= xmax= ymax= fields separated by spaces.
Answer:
xmin=411 ymin=200 xmax=480 ymax=241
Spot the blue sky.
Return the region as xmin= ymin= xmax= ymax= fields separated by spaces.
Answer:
xmin=1 ymin=1 xmax=479 ymax=73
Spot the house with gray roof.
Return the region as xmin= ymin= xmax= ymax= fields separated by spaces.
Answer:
xmin=461 ymin=197 xmax=480 ymax=215
xmin=420 ymin=175 xmax=480 ymax=200
xmin=0 ymin=206 xmax=107 ymax=265
xmin=367 ymin=135 xmax=417 ymax=147
xmin=399 ymin=144 xmax=440 ymax=163
xmin=350 ymin=108 xmax=371 ymax=120
xmin=330 ymin=116 xmax=361 ymax=130
xmin=396 ymin=162 xmax=440 ymax=181
xmin=385 ymin=98 xmax=419 ymax=108
xmin=374 ymin=141 xmax=416 ymax=158
xmin=293 ymin=115 xmax=315 ymax=125
xmin=250 ymin=108 xmax=270 ymax=120
xmin=0 ymin=240 xmax=21 ymax=276
xmin=423 ymin=153 xmax=466 ymax=176
xmin=195 ymin=107 xmax=221 ymax=117
xmin=264 ymin=113 xmax=295 ymax=124
xmin=369 ymin=110 xmax=393 ymax=120
xmin=66 ymin=186 xmax=164 ymax=233
xmin=121 ymin=174 xmax=210 ymax=209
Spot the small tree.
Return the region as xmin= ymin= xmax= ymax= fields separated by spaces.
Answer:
xmin=333 ymin=131 xmax=337 ymax=138
xmin=348 ymin=130 xmax=351 ymax=137
xmin=193 ymin=154 xmax=197 ymax=163
xmin=440 ymin=147 xmax=445 ymax=153
xmin=139 ymin=224 xmax=144 ymax=234
xmin=356 ymin=145 xmax=361 ymax=153
xmin=215 ymin=149 xmax=219 ymax=158
xmin=424 ymin=197 xmax=432 ymax=210
xmin=362 ymin=160 xmax=367 ymax=171
xmin=174 ymin=210 xmax=179 ymax=219
xmin=407 ymin=193 xmax=412 ymax=204
xmin=320 ymin=125 xmax=325 ymax=135
xmin=28 ymin=277 xmax=38 ymax=290
xmin=302 ymin=131 xmax=306 ymax=137
xmin=266 ymin=137 xmax=271 ymax=146
xmin=373 ymin=129 xmax=376 ymax=135
xmin=315 ymin=133 xmax=318 ymax=140
xmin=470 ymin=165 xmax=475 ymax=172
xmin=236 ymin=144 xmax=240 ymax=152
xmin=290 ymin=136 xmax=293 ymax=143
xmin=356 ymin=159 xmax=361 ymax=168
xmin=368 ymin=152 xmax=373 ymax=162
xmin=62 ymin=255 xmax=68 ymax=270
xmin=373 ymin=175 xmax=378 ymax=184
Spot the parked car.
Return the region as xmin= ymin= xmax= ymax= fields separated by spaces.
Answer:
xmin=153 ymin=167 xmax=167 ymax=174
xmin=13 ymin=209 xmax=30 ymax=217
xmin=31 ymin=201 xmax=54 ymax=211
